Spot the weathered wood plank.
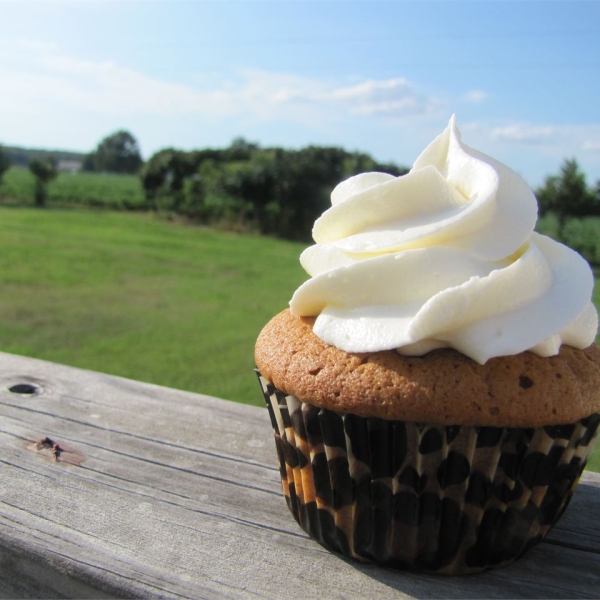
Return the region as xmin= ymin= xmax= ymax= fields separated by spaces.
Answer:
xmin=0 ymin=352 xmax=598 ymax=599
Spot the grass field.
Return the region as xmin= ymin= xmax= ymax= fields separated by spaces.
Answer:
xmin=0 ymin=205 xmax=598 ymax=471
xmin=0 ymin=206 xmax=306 ymax=405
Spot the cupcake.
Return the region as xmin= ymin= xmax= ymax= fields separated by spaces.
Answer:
xmin=254 ymin=116 xmax=600 ymax=575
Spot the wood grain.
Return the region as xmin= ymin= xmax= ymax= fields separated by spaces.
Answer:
xmin=0 ymin=352 xmax=598 ymax=599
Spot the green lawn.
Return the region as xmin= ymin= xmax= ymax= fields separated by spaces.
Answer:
xmin=0 ymin=206 xmax=598 ymax=471
xmin=0 ymin=206 xmax=306 ymax=406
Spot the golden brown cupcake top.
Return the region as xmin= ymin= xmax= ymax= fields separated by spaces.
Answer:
xmin=255 ymin=309 xmax=600 ymax=427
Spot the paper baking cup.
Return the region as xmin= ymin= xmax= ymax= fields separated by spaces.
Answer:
xmin=256 ymin=370 xmax=600 ymax=575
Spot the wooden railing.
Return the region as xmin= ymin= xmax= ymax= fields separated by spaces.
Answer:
xmin=0 ymin=352 xmax=598 ymax=598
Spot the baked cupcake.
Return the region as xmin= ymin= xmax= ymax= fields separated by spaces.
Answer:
xmin=255 ymin=116 xmax=600 ymax=575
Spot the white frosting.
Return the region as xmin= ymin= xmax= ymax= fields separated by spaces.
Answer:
xmin=289 ymin=116 xmax=598 ymax=363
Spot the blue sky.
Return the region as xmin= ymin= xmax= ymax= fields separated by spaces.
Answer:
xmin=1 ymin=0 xmax=599 ymax=186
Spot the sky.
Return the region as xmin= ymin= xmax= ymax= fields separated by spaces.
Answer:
xmin=0 ymin=0 xmax=599 ymax=187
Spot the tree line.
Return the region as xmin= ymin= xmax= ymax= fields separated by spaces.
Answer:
xmin=0 ymin=145 xmax=83 ymax=169
xmin=0 ymin=130 xmax=407 ymax=240
xmin=138 ymin=137 xmax=408 ymax=240
xmin=1 ymin=130 xmax=600 ymax=254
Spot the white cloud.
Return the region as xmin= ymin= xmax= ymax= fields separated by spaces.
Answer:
xmin=258 ymin=75 xmax=438 ymax=118
xmin=583 ymin=140 xmax=600 ymax=153
xmin=0 ymin=40 xmax=437 ymax=124
xmin=485 ymin=123 xmax=600 ymax=158
xmin=462 ymin=89 xmax=488 ymax=104
xmin=0 ymin=45 xmax=235 ymax=117
xmin=322 ymin=78 xmax=436 ymax=116
xmin=491 ymin=124 xmax=557 ymax=144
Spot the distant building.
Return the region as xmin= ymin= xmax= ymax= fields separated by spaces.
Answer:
xmin=57 ymin=159 xmax=82 ymax=174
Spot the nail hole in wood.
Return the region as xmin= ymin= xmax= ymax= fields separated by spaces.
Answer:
xmin=9 ymin=383 xmax=40 ymax=395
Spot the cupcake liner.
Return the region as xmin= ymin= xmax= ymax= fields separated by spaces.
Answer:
xmin=256 ymin=369 xmax=600 ymax=575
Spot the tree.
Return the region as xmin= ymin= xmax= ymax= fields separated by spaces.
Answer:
xmin=139 ymin=148 xmax=199 ymax=210
xmin=81 ymin=152 xmax=96 ymax=172
xmin=536 ymin=159 xmax=597 ymax=238
xmin=91 ymin=130 xmax=143 ymax=174
xmin=594 ymin=179 xmax=600 ymax=209
xmin=0 ymin=145 xmax=10 ymax=184
xmin=29 ymin=158 xmax=57 ymax=207
xmin=225 ymin=137 xmax=259 ymax=161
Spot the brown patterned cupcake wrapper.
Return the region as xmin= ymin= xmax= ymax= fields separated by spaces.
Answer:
xmin=256 ymin=370 xmax=600 ymax=575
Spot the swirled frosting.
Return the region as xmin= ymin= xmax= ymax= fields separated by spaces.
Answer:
xmin=289 ymin=116 xmax=598 ymax=363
